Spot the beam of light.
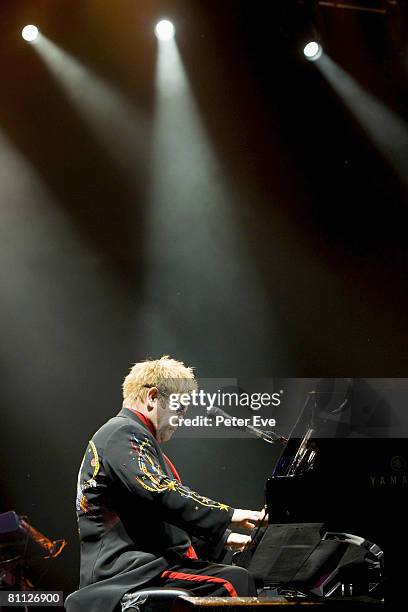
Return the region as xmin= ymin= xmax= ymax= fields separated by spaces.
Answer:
xmin=32 ymin=35 xmax=149 ymax=177
xmin=0 ymin=129 xmax=130 ymax=425
xmin=303 ymin=41 xmax=322 ymax=61
xmin=155 ymin=20 xmax=175 ymax=41
xmin=22 ymin=24 xmax=39 ymax=42
xmin=0 ymin=128 xmax=138 ymax=511
xmin=317 ymin=54 xmax=408 ymax=189
xmin=0 ymin=130 xmax=88 ymax=407
xmin=140 ymin=36 xmax=278 ymax=365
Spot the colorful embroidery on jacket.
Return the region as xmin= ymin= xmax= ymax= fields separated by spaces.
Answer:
xmin=130 ymin=435 xmax=229 ymax=511
xmin=76 ymin=440 xmax=100 ymax=513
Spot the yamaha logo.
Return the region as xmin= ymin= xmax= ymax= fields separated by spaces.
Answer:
xmin=369 ymin=455 xmax=407 ymax=487
xmin=390 ymin=456 xmax=407 ymax=473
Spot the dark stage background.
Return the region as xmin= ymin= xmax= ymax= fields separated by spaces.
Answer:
xmin=0 ymin=0 xmax=407 ymax=604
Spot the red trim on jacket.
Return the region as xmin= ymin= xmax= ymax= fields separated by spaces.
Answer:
xmin=160 ymin=570 xmax=237 ymax=597
xmin=162 ymin=454 xmax=181 ymax=481
xmin=133 ymin=409 xmax=156 ymax=437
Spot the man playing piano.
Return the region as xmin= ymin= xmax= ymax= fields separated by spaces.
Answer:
xmin=69 ymin=356 xmax=261 ymax=612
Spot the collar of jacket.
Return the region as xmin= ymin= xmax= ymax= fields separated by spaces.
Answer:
xmin=117 ymin=406 xmax=157 ymax=438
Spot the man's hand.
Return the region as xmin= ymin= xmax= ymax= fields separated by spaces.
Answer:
xmin=230 ymin=509 xmax=267 ymax=530
xmin=225 ymin=532 xmax=252 ymax=551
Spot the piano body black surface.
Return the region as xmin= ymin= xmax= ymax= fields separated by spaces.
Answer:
xmin=266 ymin=437 xmax=405 ymax=536
xmin=269 ymin=437 xmax=406 ymax=597
xmin=236 ymin=387 xmax=407 ymax=602
xmin=264 ymin=384 xmax=407 ymax=545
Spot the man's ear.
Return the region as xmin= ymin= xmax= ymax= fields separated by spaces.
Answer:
xmin=146 ymin=386 xmax=159 ymax=405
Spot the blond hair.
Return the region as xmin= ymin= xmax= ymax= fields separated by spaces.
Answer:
xmin=122 ymin=355 xmax=197 ymax=406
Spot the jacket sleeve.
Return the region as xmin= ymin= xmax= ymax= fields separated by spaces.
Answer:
xmin=190 ymin=529 xmax=232 ymax=563
xmin=103 ymin=424 xmax=233 ymax=543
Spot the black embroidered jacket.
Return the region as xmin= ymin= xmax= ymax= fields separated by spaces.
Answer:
xmin=66 ymin=407 xmax=233 ymax=612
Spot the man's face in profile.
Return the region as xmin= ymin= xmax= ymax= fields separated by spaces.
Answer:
xmin=156 ymin=393 xmax=189 ymax=443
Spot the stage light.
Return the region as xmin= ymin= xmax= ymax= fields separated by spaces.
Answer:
xmin=303 ymin=41 xmax=322 ymax=61
xmin=155 ymin=20 xmax=175 ymax=41
xmin=22 ymin=25 xmax=39 ymax=43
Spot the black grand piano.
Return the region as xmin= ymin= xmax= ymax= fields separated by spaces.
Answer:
xmin=233 ymin=383 xmax=406 ymax=604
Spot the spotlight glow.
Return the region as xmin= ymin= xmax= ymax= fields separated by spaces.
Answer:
xmin=155 ymin=20 xmax=175 ymax=41
xmin=303 ymin=41 xmax=322 ymax=61
xmin=22 ymin=25 xmax=39 ymax=43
